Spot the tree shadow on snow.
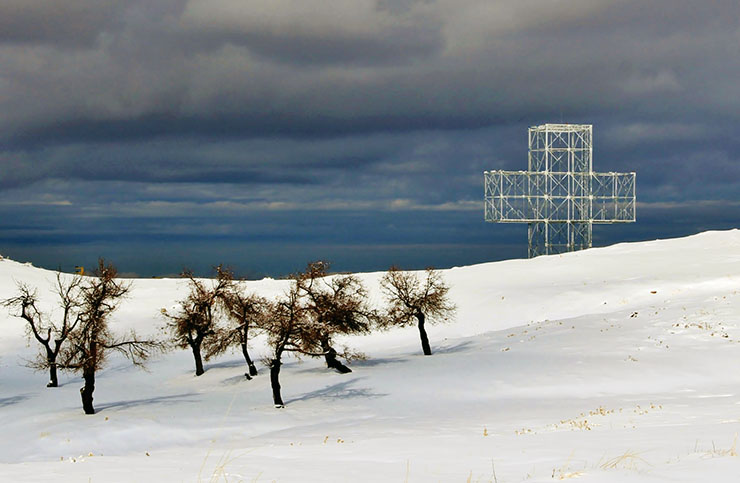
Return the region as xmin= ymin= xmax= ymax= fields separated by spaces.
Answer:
xmin=95 ymin=392 xmax=199 ymax=413
xmin=0 ymin=394 xmax=31 ymax=408
xmin=294 ymin=356 xmax=408 ymax=374
xmin=221 ymin=373 xmax=257 ymax=386
xmin=286 ymin=378 xmax=387 ymax=404
xmin=432 ymin=340 xmax=476 ymax=354
xmin=208 ymin=357 xmax=303 ymax=373
xmin=351 ymin=356 xmax=408 ymax=368
xmin=205 ymin=358 xmax=250 ymax=371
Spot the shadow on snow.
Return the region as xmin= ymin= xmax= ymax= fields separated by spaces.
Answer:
xmin=287 ymin=378 xmax=387 ymax=405
xmin=205 ymin=358 xmax=251 ymax=371
xmin=432 ymin=340 xmax=476 ymax=354
xmin=96 ymin=393 xmax=199 ymax=412
xmin=351 ymin=356 xmax=408 ymax=368
xmin=0 ymin=394 xmax=31 ymax=408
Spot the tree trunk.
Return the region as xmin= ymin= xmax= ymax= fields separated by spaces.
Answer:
xmin=46 ymin=348 xmax=58 ymax=387
xmin=80 ymin=369 xmax=96 ymax=415
xmin=241 ymin=341 xmax=258 ymax=378
xmin=192 ymin=340 xmax=205 ymax=376
xmin=416 ymin=312 xmax=432 ymax=355
xmin=47 ymin=361 xmax=58 ymax=388
xmin=321 ymin=337 xmax=352 ymax=373
xmin=270 ymin=359 xmax=284 ymax=408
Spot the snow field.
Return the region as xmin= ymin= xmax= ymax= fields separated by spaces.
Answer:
xmin=1 ymin=230 xmax=740 ymax=481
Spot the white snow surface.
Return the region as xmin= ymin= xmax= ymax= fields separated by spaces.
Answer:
xmin=2 ymin=230 xmax=740 ymax=482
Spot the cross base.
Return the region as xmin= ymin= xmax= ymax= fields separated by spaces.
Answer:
xmin=528 ymin=221 xmax=593 ymax=257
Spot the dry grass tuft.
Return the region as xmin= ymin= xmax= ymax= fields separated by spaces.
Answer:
xmin=703 ymin=433 xmax=738 ymax=458
xmin=552 ymin=451 xmax=585 ymax=480
xmin=600 ymin=450 xmax=650 ymax=471
xmin=552 ymin=468 xmax=584 ymax=479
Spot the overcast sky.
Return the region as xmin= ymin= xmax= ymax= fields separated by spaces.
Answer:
xmin=1 ymin=0 xmax=738 ymax=277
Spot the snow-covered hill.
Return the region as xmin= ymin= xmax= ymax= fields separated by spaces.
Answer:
xmin=2 ymin=230 xmax=740 ymax=482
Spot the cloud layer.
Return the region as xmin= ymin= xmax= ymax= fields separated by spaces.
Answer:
xmin=1 ymin=0 xmax=738 ymax=276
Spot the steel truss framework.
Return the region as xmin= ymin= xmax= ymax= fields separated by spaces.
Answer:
xmin=484 ymin=124 xmax=636 ymax=257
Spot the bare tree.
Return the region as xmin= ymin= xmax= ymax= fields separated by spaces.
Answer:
xmin=60 ymin=259 xmax=164 ymax=414
xmin=262 ymin=285 xmax=324 ymax=407
xmin=380 ymin=266 xmax=456 ymax=356
xmin=2 ymin=273 xmax=83 ymax=387
xmin=163 ymin=266 xmax=232 ymax=376
xmin=295 ymin=261 xmax=376 ymax=373
xmin=206 ymin=285 xmax=268 ymax=379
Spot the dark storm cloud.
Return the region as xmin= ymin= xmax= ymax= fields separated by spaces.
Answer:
xmin=0 ymin=0 xmax=738 ymax=275
xmin=177 ymin=0 xmax=444 ymax=65
xmin=2 ymin=0 xmax=738 ymax=140
xmin=0 ymin=0 xmax=128 ymax=46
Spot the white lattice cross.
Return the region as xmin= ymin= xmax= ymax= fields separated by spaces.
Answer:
xmin=484 ymin=124 xmax=635 ymax=256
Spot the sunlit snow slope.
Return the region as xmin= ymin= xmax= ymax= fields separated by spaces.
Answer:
xmin=1 ymin=230 xmax=740 ymax=482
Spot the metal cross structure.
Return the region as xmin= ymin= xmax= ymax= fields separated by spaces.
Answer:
xmin=484 ymin=123 xmax=635 ymax=257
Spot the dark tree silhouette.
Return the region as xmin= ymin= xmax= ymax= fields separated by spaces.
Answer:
xmin=262 ymin=285 xmax=325 ymax=407
xmin=2 ymin=273 xmax=83 ymax=387
xmin=206 ymin=285 xmax=268 ymax=379
xmin=163 ymin=266 xmax=232 ymax=376
xmin=60 ymin=259 xmax=164 ymax=414
xmin=295 ymin=261 xmax=376 ymax=374
xmin=380 ymin=266 xmax=456 ymax=356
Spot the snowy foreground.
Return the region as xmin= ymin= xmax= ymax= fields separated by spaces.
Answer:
xmin=2 ymin=230 xmax=740 ymax=482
